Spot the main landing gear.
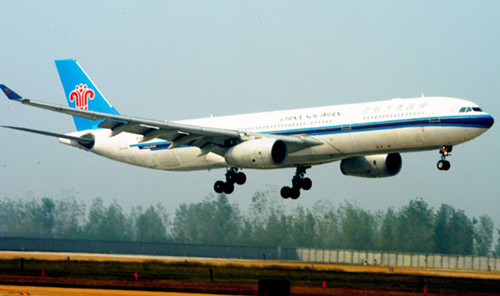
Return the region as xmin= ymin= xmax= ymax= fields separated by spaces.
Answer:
xmin=214 ymin=167 xmax=246 ymax=194
xmin=437 ymin=145 xmax=452 ymax=171
xmin=280 ymin=166 xmax=312 ymax=200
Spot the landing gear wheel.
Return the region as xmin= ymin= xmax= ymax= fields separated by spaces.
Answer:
xmin=301 ymin=178 xmax=312 ymax=190
xmin=235 ymin=172 xmax=246 ymax=185
xmin=281 ymin=166 xmax=312 ymax=200
xmin=292 ymin=177 xmax=301 ymax=189
xmin=213 ymin=167 xmax=246 ymax=195
xmin=223 ymin=182 xmax=234 ymax=194
xmin=214 ymin=181 xmax=225 ymax=194
xmin=226 ymin=172 xmax=236 ymax=183
xmin=437 ymin=160 xmax=450 ymax=171
xmin=281 ymin=187 xmax=291 ymax=199
xmin=437 ymin=146 xmax=453 ymax=171
xmin=290 ymin=188 xmax=300 ymax=200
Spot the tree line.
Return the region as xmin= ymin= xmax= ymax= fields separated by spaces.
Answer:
xmin=0 ymin=190 xmax=498 ymax=256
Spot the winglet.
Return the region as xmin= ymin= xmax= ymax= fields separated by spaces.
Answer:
xmin=0 ymin=84 xmax=23 ymax=100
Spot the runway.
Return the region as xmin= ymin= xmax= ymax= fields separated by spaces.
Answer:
xmin=0 ymin=285 xmax=226 ymax=296
xmin=0 ymin=251 xmax=498 ymax=296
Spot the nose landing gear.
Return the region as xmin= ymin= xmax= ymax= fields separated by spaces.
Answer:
xmin=214 ymin=167 xmax=246 ymax=194
xmin=437 ymin=145 xmax=452 ymax=171
xmin=280 ymin=166 xmax=312 ymax=199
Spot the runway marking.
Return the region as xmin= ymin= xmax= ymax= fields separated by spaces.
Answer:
xmin=0 ymin=287 xmax=29 ymax=295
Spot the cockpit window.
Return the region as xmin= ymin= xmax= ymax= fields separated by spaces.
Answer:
xmin=459 ymin=106 xmax=483 ymax=113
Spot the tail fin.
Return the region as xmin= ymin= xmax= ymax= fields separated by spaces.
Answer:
xmin=55 ymin=59 xmax=119 ymax=131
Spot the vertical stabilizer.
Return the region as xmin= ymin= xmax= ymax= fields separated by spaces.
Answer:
xmin=55 ymin=59 xmax=119 ymax=131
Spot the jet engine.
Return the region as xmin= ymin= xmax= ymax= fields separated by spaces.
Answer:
xmin=224 ymin=138 xmax=287 ymax=169
xmin=340 ymin=153 xmax=402 ymax=178
xmin=76 ymin=133 xmax=95 ymax=149
xmin=58 ymin=132 xmax=95 ymax=150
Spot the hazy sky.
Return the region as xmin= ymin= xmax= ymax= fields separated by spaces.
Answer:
xmin=1 ymin=1 xmax=498 ymax=226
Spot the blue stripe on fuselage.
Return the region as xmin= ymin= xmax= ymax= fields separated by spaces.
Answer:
xmin=130 ymin=141 xmax=172 ymax=150
xmin=269 ymin=115 xmax=493 ymax=136
xmin=130 ymin=114 xmax=493 ymax=151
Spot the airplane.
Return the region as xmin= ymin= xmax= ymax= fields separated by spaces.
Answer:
xmin=0 ymin=59 xmax=494 ymax=199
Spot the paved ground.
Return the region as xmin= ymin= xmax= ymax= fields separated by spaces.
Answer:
xmin=0 ymin=285 xmax=229 ymax=296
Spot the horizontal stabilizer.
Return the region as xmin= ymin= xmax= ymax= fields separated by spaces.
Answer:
xmin=0 ymin=125 xmax=93 ymax=144
xmin=0 ymin=84 xmax=22 ymax=100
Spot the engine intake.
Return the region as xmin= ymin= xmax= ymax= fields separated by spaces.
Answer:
xmin=340 ymin=153 xmax=402 ymax=178
xmin=225 ymin=139 xmax=287 ymax=169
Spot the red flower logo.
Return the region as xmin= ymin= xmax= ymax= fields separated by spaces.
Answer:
xmin=69 ymin=84 xmax=95 ymax=110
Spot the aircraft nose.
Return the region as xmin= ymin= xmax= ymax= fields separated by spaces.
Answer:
xmin=485 ymin=114 xmax=494 ymax=128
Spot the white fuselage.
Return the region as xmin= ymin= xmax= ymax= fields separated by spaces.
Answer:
xmin=62 ymin=96 xmax=493 ymax=171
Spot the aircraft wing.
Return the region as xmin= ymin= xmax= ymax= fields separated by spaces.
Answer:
xmin=1 ymin=85 xmax=323 ymax=154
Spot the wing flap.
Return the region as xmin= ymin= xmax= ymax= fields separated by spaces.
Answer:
xmin=9 ymin=97 xmax=240 ymax=138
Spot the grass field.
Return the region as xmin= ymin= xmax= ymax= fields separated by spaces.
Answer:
xmin=0 ymin=252 xmax=498 ymax=295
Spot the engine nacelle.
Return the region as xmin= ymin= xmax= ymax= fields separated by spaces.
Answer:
xmin=340 ymin=153 xmax=402 ymax=178
xmin=58 ymin=132 xmax=95 ymax=150
xmin=224 ymin=139 xmax=287 ymax=169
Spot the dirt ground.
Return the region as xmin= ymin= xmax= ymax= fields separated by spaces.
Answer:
xmin=0 ymin=251 xmax=498 ymax=295
xmin=0 ymin=251 xmax=498 ymax=280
